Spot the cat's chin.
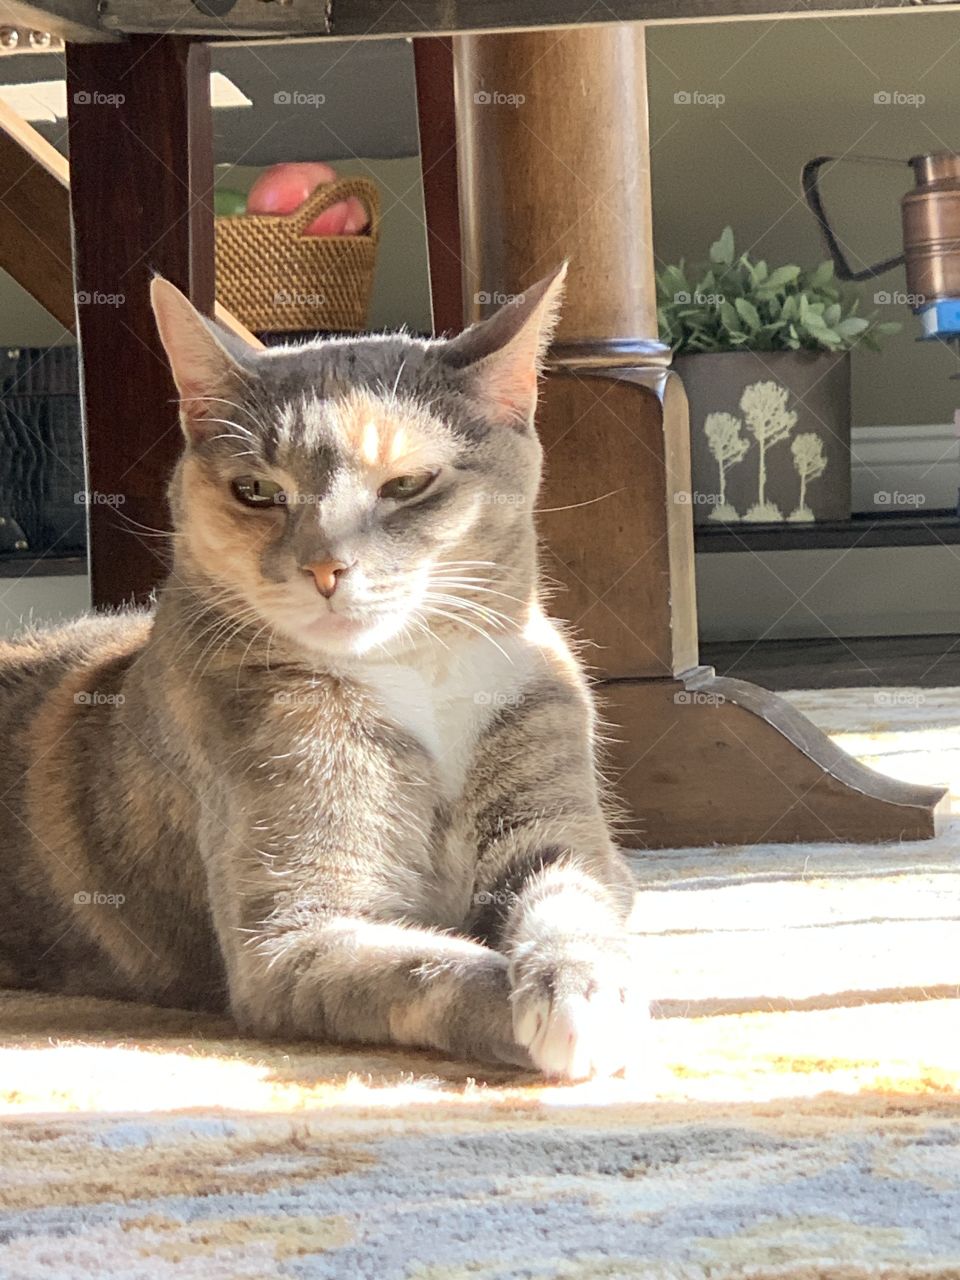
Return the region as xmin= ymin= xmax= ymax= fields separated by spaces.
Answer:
xmin=284 ymin=609 xmax=413 ymax=660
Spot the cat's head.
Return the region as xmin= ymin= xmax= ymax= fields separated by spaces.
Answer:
xmin=151 ymin=268 xmax=564 ymax=660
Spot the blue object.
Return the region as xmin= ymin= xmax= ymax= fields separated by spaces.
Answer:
xmin=918 ymin=298 xmax=960 ymax=339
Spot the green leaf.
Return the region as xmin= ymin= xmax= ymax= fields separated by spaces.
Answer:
xmin=809 ymin=260 xmax=835 ymax=288
xmin=718 ymin=301 xmax=741 ymax=332
xmin=765 ymin=265 xmax=801 ymax=291
xmin=734 ymin=297 xmax=762 ymax=331
xmin=709 ymin=226 xmax=735 ymax=266
xmin=836 ymin=316 xmax=869 ymax=338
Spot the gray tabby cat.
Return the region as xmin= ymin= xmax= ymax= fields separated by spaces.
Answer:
xmin=0 ymin=266 xmax=642 ymax=1079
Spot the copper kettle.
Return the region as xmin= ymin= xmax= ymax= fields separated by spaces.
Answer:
xmin=802 ymin=151 xmax=960 ymax=306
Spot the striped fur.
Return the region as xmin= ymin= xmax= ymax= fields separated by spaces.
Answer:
xmin=0 ymin=269 xmax=640 ymax=1079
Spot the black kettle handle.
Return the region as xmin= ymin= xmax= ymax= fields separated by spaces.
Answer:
xmin=801 ymin=154 xmax=907 ymax=282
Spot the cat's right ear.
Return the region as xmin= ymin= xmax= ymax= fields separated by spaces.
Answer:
xmin=150 ymin=277 xmax=254 ymax=443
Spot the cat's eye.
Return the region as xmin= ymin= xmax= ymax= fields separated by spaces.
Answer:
xmin=231 ymin=476 xmax=287 ymax=509
xmin=378 ymin=470 xmax=437 ymax=502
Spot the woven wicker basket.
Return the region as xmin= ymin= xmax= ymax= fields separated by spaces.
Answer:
xmin=215 ymin=177 xmax=380 ymax=334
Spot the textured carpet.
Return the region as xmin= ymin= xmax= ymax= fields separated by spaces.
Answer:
xmin=3 ymin=687 xmax=960 ymax=1279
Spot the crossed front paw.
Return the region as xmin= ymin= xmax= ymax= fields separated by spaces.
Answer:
xmin=508 ymin=935 xmax=647 ymax=1081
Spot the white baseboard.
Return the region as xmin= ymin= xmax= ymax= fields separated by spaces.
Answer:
xmin=851 ymin=422 xmax=957 ymax=513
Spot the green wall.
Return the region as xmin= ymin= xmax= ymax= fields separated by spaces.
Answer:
xmin=647 ymin=11 xmax=960 ymax=428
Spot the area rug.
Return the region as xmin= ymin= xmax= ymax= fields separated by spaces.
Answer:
xmin=3 ymin=687 xmax=960 ymax=1279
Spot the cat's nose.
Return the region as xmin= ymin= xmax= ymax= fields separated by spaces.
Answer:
xmin=302 ymin=559 xmax=348 ymax=599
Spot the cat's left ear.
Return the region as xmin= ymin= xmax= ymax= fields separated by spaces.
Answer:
xmin=150 ymin=276 xmax=256 ymax=443
xmin=443 ymin=264 xmax=566 ymax=428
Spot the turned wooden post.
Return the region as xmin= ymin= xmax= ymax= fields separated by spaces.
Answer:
xmin=453 ymin=26 xmax=943 ymax=846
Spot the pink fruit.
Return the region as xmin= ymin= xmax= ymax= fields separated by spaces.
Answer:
xmin=302 ymin=197 xmax=369 ymax=238
xmin=246 ymin=162 xmax=338 ymax=216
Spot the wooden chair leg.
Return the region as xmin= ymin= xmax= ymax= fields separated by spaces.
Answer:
xmin=66 ymin=36 xmax=215 ymax=608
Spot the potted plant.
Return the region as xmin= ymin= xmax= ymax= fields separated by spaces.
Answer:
xmin=658 ymin=227 xmax=899 ymax=524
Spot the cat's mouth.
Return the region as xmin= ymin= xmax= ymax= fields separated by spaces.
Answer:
xmin=293 ymin=602 xmax=410 ymax=655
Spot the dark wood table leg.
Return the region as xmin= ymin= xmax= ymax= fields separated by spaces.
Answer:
xmin=452 ymin=25 xmax=944 ymax=845
xmin=66 ymin=35 xmax=214 ymax=608
xmin=413 ymin=37 xmax=463 ymax=336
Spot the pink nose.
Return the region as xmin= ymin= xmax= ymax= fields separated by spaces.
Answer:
xmin=302 ymin=559 xmax=348 ymax=599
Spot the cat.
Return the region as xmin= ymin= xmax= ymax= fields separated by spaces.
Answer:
xmin=0 ymin=266 xmax=643 ymax=1080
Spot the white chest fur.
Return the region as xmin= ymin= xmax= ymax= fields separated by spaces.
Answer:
xmin=356 ymin=634 xmax=541 ymax=799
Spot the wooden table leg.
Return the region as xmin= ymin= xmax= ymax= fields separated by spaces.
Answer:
xmin=66 ymin=36 xmax=214 ymax=608
xmin=453 ymin=25 xmax=944 ymax=845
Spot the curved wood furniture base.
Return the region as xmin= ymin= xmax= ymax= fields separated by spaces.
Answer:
xmin=603 ymin=670 xmax=944 ymax=848
xmin=535 ymin=366 xmax=944 ymax=847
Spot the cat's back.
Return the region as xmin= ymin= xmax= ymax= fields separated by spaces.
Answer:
xmin=0 ymin=609 xmax=153 ymax=714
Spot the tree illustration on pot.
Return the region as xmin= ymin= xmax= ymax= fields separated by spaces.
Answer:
xmin=704 ymin=412 xmax=749 ymax=522
xmin=740 ymin=381 xmax=798 ymax=523
xmin=789 ymin=432 xmax=828 ymax=523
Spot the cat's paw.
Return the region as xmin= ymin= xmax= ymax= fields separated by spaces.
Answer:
xmin=508 ymin=937 xmax=646 ymax=1081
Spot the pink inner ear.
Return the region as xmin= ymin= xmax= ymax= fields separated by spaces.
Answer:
xmin=485 ymin=365 xmax=539 ymax=423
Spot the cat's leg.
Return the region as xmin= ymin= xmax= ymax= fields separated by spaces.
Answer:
xmin=475 ymin=839 xmax=643 ymax=1081
xmin=227 ymin=913 xmax=531 ymax=1069
xmin=465 ymin=689 xmax=645 ymax=1081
